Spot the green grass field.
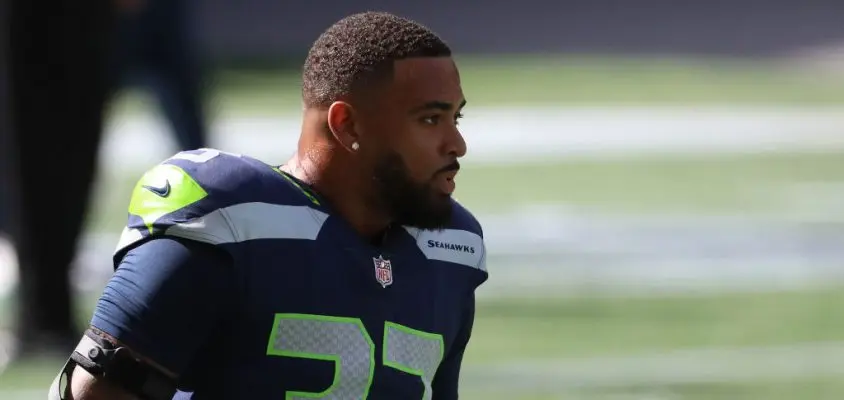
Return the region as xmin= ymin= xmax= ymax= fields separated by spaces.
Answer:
xmin=3 ymin=56 xmax=844 ymax=398
xmin=464 ymin=289 xmax=844 ymax=399
xmin=113 ymin=55 xmax=844 ymax=118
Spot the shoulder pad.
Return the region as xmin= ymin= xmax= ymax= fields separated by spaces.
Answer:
xmin=114 ymin=149 xmax=328 ymax=259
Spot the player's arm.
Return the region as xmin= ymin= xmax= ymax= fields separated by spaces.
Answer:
xmin=51 ymin=237 xmax=235 ymax=400
xmin=65 ymin=327 xmax=174 ymax=400
xmin=431 ymin=295 xmax=477 ymax=400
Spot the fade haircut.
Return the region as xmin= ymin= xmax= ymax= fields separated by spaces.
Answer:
xmin=302 ymin=12 xmax=452 ymax=109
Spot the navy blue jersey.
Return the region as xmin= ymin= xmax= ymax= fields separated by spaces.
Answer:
xmin=91 ymin=148 xmax=488 ymax=399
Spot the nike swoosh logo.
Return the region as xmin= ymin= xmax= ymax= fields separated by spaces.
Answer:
xmin=142 ymin=180 xmax=171 ymax=197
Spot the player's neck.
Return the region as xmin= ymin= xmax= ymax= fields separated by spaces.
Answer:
xmin=285 ymin=144 xmax=392 ymax=241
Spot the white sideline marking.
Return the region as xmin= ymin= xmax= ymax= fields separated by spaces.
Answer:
xmin=99 ymin=106 xmax=844 ymax=172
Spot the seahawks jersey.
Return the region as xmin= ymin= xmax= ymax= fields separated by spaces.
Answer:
xmin=93 ymin=148 xmax=488 ymax=399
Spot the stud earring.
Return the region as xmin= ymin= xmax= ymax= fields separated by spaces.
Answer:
xmin=351 ymin=142 xmax=360 ymax=151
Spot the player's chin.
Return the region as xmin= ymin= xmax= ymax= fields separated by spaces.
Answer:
xmin=430 ymin=188 xmax=453 ymax=202
xmin=430 ymin=193 xmax=454 ymax=217
xmin=420 ymin=183 xmax=454 ymax=214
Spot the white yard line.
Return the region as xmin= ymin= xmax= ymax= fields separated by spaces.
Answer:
xmin=100 ymin=106 xmax=844 ymax=172
xmin=4 ymin=212 xmax=844 ymax=299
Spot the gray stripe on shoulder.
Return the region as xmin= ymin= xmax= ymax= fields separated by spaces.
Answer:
xmin=115 ymin=203 xmax=329 ymax=254
xmin=167 ymin=202 xmax=329 ymax=244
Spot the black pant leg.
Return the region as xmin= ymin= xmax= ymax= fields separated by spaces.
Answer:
xmin=8 ymin=0 xmax=114 ymax=355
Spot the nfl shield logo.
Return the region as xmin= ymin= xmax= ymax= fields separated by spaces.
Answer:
xmin=373 ymin=255 xmax=393 ymax=288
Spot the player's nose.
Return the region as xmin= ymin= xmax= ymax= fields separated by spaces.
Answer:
xmin=444 ymin=127 xmax=467 ymax=158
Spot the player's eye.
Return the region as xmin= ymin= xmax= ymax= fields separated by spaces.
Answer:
xmin=421 ymin=115 xmax=440 ymax=125
xmin=422 ymin=113 xmax=463 ymax=126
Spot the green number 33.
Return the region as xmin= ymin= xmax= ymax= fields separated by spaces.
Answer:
xmin=266 ymin=314 xmax=445 ymax=400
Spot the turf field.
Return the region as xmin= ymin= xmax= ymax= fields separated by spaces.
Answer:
xmin=2 ymin=56 xmax=844 ymax=399
xmin=199 ymin=55 xmax=844 ymax=115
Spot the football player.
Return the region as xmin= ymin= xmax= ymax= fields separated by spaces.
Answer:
xmin=51 ymin=11 xmax=487 ymax=400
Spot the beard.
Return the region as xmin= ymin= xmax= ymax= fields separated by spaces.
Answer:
xmin=371 ymin=151 xmax=455 ymax=231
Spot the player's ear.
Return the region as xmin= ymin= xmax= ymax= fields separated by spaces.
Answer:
xmin=327 ymin=101 xmax=359 ymax=153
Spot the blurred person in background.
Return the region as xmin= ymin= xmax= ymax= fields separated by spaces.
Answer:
xmin=6 ymin=0 xmax=114 ymax=358
xmin=110 ymin=0 xmax=208 ymax=151
xmin=0 ymin=0 xmax=14 ymax=324
xmin=0 ymin=0 xmax=10 ymax=243
xmin=4 ymin=0 xmax=204 ymax=362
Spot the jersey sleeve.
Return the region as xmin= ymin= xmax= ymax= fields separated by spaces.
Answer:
xmin=90 ymin=236 xmax=235 ymax=376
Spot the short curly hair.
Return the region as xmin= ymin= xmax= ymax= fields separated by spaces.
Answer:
xmin=302 ymin=12 xmax=452 ymax=109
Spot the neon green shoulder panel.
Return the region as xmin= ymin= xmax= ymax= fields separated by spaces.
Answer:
xmin=128 ymin=164 xmax=208 ymax=234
